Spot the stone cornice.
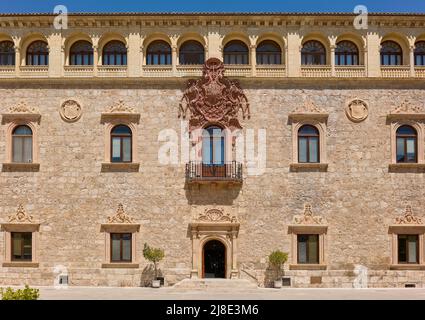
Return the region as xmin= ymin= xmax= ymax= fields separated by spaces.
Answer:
xmin=0 ymin=13 xmax=425 ymax=29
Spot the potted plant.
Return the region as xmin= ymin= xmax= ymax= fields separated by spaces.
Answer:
xmin=143 ymin=243 xmax=165 ymax=288
xmin=268 ymin=250 xmax=288 ymax=289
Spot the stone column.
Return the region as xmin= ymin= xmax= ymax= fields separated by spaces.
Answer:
xmin=127 ymin=33 xmax=142 ymax=77
xmin=330 ymin=44 xmax=336 ymax=77
xmin=47 ymin=32 xmax=63 ymax=77
xmin=206 ymin=28 xmax=221 ymax=60
xmin=250 ymin=45 xmax=257 ymax=76
xmin=365 ymin=32 xmax=381 ymax=77
xmin=190 ymin=230 xmax=199 ymax=278
xmin=410 ymin=45 xmax=416 ymax=77
xmin=14 ymin=46 xmax=20 ymax=76
xmin=231 ymin=230 xmax=238 ymax=279
xmin=172 ymin=45 xmax=177 ymax=76
xmin=93 ymin=45 xmax=99 ymax=77
xmin=286 ymin=32 xmax=302 ymax=77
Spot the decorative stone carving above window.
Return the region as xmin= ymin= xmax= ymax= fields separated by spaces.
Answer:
xmin=1 ymin=101 xmax=41 ymax=123
xmin=100 ymin=203 xmax=140 ymax=268
xmin=179 ymin=58 xmax=250 ymax=132
xmin=388 ymin=205 xmax=425 ymax=270
xmin=101 ymin=100 xmax=140 ymax=123
xmin=107 ymin=203 xmax=136 ymax=224
xmin=395 ymin=205 xmax=423 ymax=225
xmin=0 ymin=204 xmax=40 ymax=268
xmin=345 ymin=99 xmax=368 ymax=123
xmin=289 ymin=101 xmax=328 ymax=171
xmin=196 ymin=208 xmax=238 ymax=223
xmin=387 ymin=100 xmax=425 ymax=121
xmin=292 ymin=204 xmax=325 ymax=225
xmin=101 ymin=203 xmax=140 ymax=230
xmin=8 ymin=204 xmax=34 ymax=223
xmin=288 ymin=100 xmax=329 ymax=121
xmin=101 ymin=101 xmax=140 ymax=172
xmin=60 ymin=99 xmax=82 ymax=123
xmin=288 ymin=204 xmax=328 ymax=270
xmin=387 ymin=102 xmax=425 ymax=169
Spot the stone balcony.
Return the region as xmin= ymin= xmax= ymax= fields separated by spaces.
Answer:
xmin=381 ymin=66 xmax=411 ymax=78
xmin=64 ymin=65 xmax=94 ymax=77
xmin=301 ymin=65 xmax=332 ymax=77
xmin=97 ymin=65 xmax=128 ymax=77
xmin=0 ymin=64 xmax=424 ymax=79
xmin=19 ymin=65 xmax=48 ymax=78
xmin=335 ymin=65 xmax=366 ymax=77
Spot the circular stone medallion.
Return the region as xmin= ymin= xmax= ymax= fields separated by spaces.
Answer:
xmin=346 ymin=99 xmax=368 ymax=122
xmin=60 ymin=100 xmax=82 ymax=122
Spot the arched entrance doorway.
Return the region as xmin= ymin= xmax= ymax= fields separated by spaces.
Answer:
xmin=203 ymin=240 xmax=226 ymax=278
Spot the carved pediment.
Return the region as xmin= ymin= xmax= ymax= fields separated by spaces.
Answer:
xmin=179 ymin=58 xmax=250 ymax=132
xmin=107 ymin=204 xmax=135 ymax=224
xmin=293 ymin=204 xmax=325 ymax=225
xmin=388 ymin=100 xmax=425 ymax=120
xmin=289 ymin=100 xmax=328 ymax=121
xmin=395 ymin=205 xmax=423 ymax=225
xmin=2 ymin=102 xmax=40 ymax=123
xmin=8 ymin=204 xmax=34 ymax=223
xmin=105 ymin=100 xmax=136 ymax=114
xmin=101 ymin=100 xmax=140 ymax=123
xmin=196 ymin=208 xmax=238 ymax=223
xmin=8 ymin=101 xmax=38 ymax=114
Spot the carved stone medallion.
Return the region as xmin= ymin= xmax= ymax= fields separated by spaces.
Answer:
xmin=346 ymin=99 xmax=368 ymax=123
xmin=60 ymin=100 xmax=82 ymax=122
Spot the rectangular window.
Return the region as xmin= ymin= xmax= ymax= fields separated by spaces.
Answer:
xmin=297 ymin=234 xmax=319 ymax=264
xmin=11 ymin=232 xmax=32 ymax=261
xmin=398 ymin=235 xmax=419 ymax=264
xmin=110 ymin=233 xmax=132 ymax=262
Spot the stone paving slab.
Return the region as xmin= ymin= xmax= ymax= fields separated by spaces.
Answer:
xmin=24 ymin=287 xmax=425 ymax=300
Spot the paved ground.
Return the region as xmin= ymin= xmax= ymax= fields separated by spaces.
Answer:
xmin=29 ymin=286 xmax=425 ymax=300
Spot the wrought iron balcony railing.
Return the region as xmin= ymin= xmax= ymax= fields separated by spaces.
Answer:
xmin=185 ymin=161 xmax=243 ymax=184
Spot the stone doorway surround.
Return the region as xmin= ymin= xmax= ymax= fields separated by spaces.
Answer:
xmin=189 ymin=208 xmax=239 ymax=279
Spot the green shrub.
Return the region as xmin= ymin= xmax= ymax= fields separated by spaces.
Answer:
xmin=268 ymin=250 xmax=288 ymax=280
xmin=0 ymin=285 xmax=40 ymax=300
xmin=143 ymin=243 xmax=165 ymax=280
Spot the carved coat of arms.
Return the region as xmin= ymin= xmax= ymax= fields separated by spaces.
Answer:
xmin=179 ymin=58 xmax=250 ymax=131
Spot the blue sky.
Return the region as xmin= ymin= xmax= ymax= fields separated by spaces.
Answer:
xmin=0 ymin=0 xmax=425 ymax=13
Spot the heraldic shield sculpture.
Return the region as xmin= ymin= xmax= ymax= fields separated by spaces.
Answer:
xmin=179 ymin=58 xmax=250 ymax=132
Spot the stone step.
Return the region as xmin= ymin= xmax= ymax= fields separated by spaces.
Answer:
xmin=172 ymin=278 xmax=258 ymax=290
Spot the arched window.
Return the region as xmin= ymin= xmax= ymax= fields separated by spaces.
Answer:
xmin=223 ymin=40 xmax=249 ymax=65
xmin=102 ymin=40 xmax=127 ymax=65
xmin=0 ymin=41 xmax=15 ymax=66
xmin=335 ymin=40 xmax=359 ymax=65
xmin=12 ymin=125 xmax=33 ymax=163
xmin=202 ymin=126 xmax=225 ymax=165
xmin=381 ymin=41 xmax=403 ymax=65
xmin=414 ymin=41 xmax=425 ymax=66
xmin=146 ymin=40 xmax=172 ymax=65
xmin=256 ymin=40 xmax=282 ymax=65
xmin=111 ymin=125 xmax=132 ymax=163
xmin=179 ymin=40 xmax=205 ymax=65
xmin=298 ymin=125 xmax=320 ymax=163
xmin=26 ymin=41 xmax=49 ymax=66
xmin=301 ymin=40 xmax=326 ymax=65
xmin=70 ymin=40 xmax=93 ymax=65
xmin=396 ymin=125 xmax=417 ymax=163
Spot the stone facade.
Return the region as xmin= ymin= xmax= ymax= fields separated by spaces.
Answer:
xmin=0 ymin=13 xmax=425 ymax=288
